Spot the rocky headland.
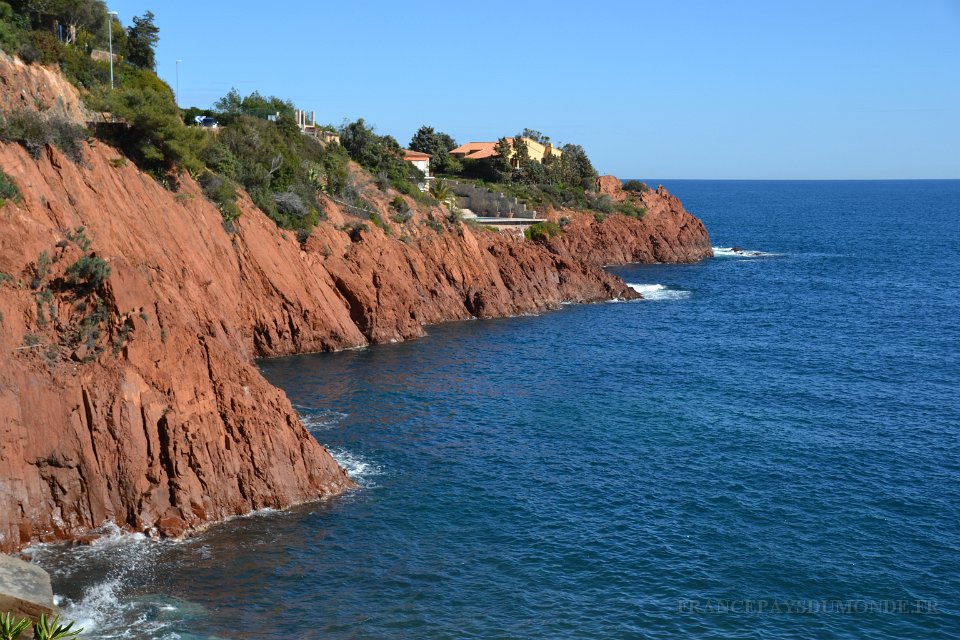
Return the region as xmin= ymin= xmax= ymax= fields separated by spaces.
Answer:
xmin=0 ymin=54 xmax=711 ymax=551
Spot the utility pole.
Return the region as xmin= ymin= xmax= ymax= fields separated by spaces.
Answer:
xmin=176 ymin=60 xmax=182 ymax=107
xmin=107 ymin=11 xmax=118 ymax=89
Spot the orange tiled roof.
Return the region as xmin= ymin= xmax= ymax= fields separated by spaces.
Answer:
xmin=404 ymin=150 xmax=431 ymax=160
xmin=450 ymin=140 xmax=513 ymax=160
xmin=463 ymin=148 xmax=498 ymax=160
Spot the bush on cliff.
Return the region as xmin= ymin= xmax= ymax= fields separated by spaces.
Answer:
xmin=390 ymin=194 xmax=412 ymax=222
xmin=65 ymin=254 xmax=111 ymax=291
xmin=524 ymin=221 xmax=562 ymax=243
xmin=615 ymin=201 xmax=646 ymax=219
xmin=622 ymin=179 xmax=650 ymax=193
xmin=92 ymin=68 xmax=208 ymax=176
xmin=18 ymin=28 xmax=109 ymax=87
xmin=213 ymin=110 xmax=346 ymax=230
xmin=587 ymin=194 xmax=613 ymax=213
xmin=0 ymin=0 xmax=120 ymax=88
xmin=199 ymin=171 xmax=241 ymax=225
xmin=340 ymin=118 xmax=423 ymax=193
xmin=0 ymin=110 xmax=88 ymax=162
xmin=0 ymin=168 xmax=21 ymax=205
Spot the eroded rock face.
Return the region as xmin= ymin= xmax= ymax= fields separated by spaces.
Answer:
xmin=0 ymin=143 xmax=356 ymax=552
xmin=0 ymin=52 xmax=92 ymax=123
xmin=553 ymin=181 xmax=713 ymax=265
xmin=0 ymin=142 xmax=710 ymax=550
xmin=312 ymin=220 xmax=635 ymax=344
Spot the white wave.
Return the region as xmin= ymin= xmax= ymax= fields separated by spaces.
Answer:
xmin=57 ymin=577 xmax=124 ymax=636
xmin=627 ymin=283 xmax=691 ymax=301
xmin=712 ymin=246 xmax=779 ymax=258
xmin=327 ymin=447 xmax=383 ymax=488
xmin=295 ymin=405 xmax=348 ymax=432
xmin=57 ymin=584 xmax=201 ymax=640
xmin=28 ymin=541 xmax=190 ymax=639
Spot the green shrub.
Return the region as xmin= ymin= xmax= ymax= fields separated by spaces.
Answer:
xmin=339 ymin=183 xmax=376 ymax=218
xmin=339 ymin=118 xmax=421 ymax=187
xmin=213 ymin=111 xmax=346 ymax=229
xmin=201 ymin=141 xmax=238 ymax=178
xmin=0 ymin=3 xmax=25 ymax=55
xmin=65 ymin=226 xmax=91 ymax=251
xmin=588 ymin=194 xmax=614 ymax=213
xmin=72 ymin=297 xmax=107 ymax=352
xmin=18 ymin=30 xmax=109 ymax=89
xmin=30 ymin=250 xmax=51 ymax=289
xmin=594 ymin=212 xmax=606 ymax=223
xmin=0 ymin=111 xmax=87 ymax=162
xmin=91 ymin=69 xmax=207 ymax=175
xmin=65 ymin=254 xmax=111 ymax=290
xmin=0 ymin=611 xmax=30 ymax=639
xmin=199 ymin=172 xmax=241 ymax=223
xmin=22 ymin=29 xmax=62 ymax=65
xmin=615 ymin=202 xmax=647 ymax=219
xmin=622 ymin=179 xmax=650 ymax=192
xmin=390 ymin=195 xmax=412 ymax=222
xmin=524 ymin=221 xmax=562 ymax=242
xmin=0 ymin=168 xmax=20 ymax=205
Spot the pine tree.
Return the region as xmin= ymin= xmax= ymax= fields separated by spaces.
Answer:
xmin=126 ymin=10 xmax=158 ymax=70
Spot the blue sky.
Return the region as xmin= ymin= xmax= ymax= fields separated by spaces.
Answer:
xmin=107 ymin=0 xmax=960 ymax=179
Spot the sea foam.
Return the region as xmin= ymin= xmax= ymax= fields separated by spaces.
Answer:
xmin=712 ymin=246 xmax=779 ymax=258
xmin=627 ymin=283 xmax=692 ymax=301
xmin=296 ymin=407 xmax=348 ymax=433
xmin=328 ymin=447 xmax=383 ymax=488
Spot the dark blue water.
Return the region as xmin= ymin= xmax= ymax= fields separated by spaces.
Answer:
xmin=32 ymin=181 xmax=960 ymax=639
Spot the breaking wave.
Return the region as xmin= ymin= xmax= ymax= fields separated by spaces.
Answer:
xmin=627 ymin=283 xmax=692 ymax=301
xmin=712 ymin=246 xmax=779 ymax=258
xmin=328 ymin=447 xmax=384 ymax=488
xmin=25 ymin=527 xmax=201 ymax=639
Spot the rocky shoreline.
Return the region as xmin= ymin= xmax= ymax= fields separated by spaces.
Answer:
xmin=0 ymin=55 xmax=711 ymax=553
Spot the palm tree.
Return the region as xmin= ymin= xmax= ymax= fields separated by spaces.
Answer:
xmin=429 ymin=178 xmax=457 ymax=210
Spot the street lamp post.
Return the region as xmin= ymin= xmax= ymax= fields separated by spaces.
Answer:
xmin=176 ymin=60 xmax=182 ymax=108
xmin=107 ymin=10 xmax=118 ymax=89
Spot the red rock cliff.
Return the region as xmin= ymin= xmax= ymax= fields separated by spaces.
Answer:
xmin=0 ymin=64 xmax=710 ymax=552
xmin=550 ymin=180 xmax=713 ymax=265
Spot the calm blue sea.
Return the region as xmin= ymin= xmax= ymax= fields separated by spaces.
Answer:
xmin=30 ymin=180 xmax=960 ymax=639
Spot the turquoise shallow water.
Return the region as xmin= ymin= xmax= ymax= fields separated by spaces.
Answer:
xmin=30 ymin=180 xmax=960 ymax=639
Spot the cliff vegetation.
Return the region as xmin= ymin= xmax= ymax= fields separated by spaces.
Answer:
xmin=0 ymin=1 xmax=712 ymax=551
